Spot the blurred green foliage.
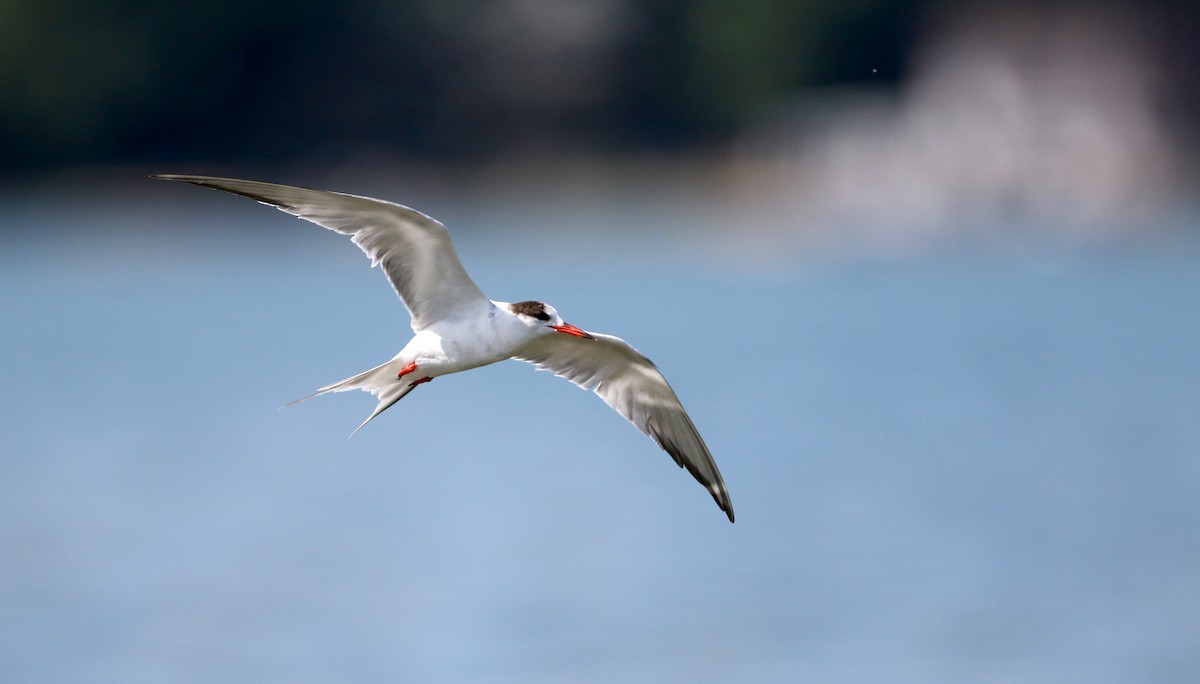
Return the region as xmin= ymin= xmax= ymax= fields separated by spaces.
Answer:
xmin=0 ymin=0 xmax=920 ymax=171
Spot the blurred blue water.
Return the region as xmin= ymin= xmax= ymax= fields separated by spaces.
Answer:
xmin=1 ymin=190 xmax=1198 ymax=683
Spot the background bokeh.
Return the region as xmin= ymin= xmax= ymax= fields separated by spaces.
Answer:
xmin=3 ymin=1 xmax=1199 ymax=682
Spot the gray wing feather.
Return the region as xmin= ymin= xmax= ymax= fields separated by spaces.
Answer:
xmin=153 ymin=175 xmax=491 ymax=331
xmin=514 ymin=332 xmax=734 ymax=522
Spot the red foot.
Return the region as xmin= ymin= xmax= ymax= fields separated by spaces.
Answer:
xmin=398 ymin=362 xmax=432 ymax=387
xmin=397 ymin=361 xmax=418 ymax=379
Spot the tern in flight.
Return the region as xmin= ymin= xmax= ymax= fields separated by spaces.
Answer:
xmin=154 ymin=175 xmax=733 ymax=522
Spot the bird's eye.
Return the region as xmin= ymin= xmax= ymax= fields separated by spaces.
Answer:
xmin=534 ymin=311 xmax=551 ymax=322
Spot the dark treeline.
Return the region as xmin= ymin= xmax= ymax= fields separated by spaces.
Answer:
xmin=4 ymin=0 xmax=1196 ymax=174
xmin=1 ymin=0 xmax=922 ymax=171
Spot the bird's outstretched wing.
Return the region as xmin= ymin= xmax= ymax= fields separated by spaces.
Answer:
xmin=514 ymin=331 xmax=734 ymax=522
xmin=153 ymin=175 xmax=492 ymax=331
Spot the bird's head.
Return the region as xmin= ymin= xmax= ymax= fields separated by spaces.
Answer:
xmin=507 ymin=300 xmax=594 ymax=339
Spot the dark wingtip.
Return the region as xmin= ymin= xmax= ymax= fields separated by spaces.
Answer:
xmin=659 ymin=433 xmax=734 ymax=524
xmin=714 ymin=489 xmax=735 ymax=523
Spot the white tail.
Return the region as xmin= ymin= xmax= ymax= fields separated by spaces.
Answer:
xmin=287 ymin=359 xmax=419 ymax=436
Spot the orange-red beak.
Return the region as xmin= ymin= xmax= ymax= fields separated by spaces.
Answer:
xmin=551 ymin=323 xmax=595 ymax=339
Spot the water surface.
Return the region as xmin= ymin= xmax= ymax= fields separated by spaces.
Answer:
xmin=2 ymin=191 xmax=1198 ymax=683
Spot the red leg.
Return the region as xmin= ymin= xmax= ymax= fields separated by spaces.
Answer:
xmin=398 ymin=361 xmax=432 ymax=387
